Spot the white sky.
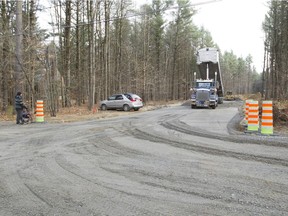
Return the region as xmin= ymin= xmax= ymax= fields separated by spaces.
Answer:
xmin=193 ymin=0 xmax=269 ymax=72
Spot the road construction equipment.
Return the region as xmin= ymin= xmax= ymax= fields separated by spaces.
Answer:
xmin=225 ymin=91 xmax=235 ymax=101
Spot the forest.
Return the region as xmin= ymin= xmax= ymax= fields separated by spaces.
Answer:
xmin=0 ymin=0 xmax=286 ymax=117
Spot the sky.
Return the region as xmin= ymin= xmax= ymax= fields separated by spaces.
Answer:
xmin=192 ymin=0 xmax=269 ymax=72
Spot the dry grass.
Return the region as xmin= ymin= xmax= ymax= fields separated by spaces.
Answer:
xmin=0 ymin=101 xmax=182 ymax=124
xmin=0 ymin=106 xmax=14 ymax=121
xmin=45 ymin=101 xmax=182 ymax=123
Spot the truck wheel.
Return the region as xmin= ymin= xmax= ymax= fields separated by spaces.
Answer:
xmin=191 ymin=105 xmax=196 ymax=109
xmin=211 ymin=105 xmax=216 ymax=109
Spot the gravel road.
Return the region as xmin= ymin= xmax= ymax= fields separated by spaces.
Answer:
xmin=0 ymin=101 xmax=287 ymax=216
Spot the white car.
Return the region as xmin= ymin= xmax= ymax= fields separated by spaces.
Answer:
xmin=100 ymin=93 xmax=143 ymax=111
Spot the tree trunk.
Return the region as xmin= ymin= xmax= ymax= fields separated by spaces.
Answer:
xmin=15 ymin=0 xmax=23 ymax=94
xmin=64 ymin=1 xmax=72 ymax=107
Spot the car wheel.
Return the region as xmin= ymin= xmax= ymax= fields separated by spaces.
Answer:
xmin=133 ymin=108 xmax=139 ymax=111
xmin=123 ymin=104 xmax=130 ymax=111
xmin=101 ymin=104 xmax=107 ymax=111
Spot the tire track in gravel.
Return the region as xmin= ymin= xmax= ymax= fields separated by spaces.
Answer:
xmin=122 ymin=125 xmax=288 ymax=167
xmin=90 ymin=136 xmax=152 ymax=157
xmin=22 ymin=182 xmax=53 ymax=208
xmin=5 ymin=169 xmax=52 ymax=208
xmin=53 ymin=153 xmax=151 ymax=199
xmin=144 ymin=181 xmax=288 ymax=213
xmin=52 ymin=154 xmax=166 ymax=215
xmin=161 ymin=119 xmax=288 ymax=147
xmin=66 ymin=126 xmax=152 ymax=158
xmin=98 ymin=163 xmax=288 ymax=213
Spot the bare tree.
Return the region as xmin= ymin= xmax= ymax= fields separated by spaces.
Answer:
xmin=15 ymin=0 xmax=23 ymax=94
xmin=87 ymin=0 xmax=96 ymax=110
xmin=0 ymin=0 xmax=11 ymax=112
xmin=45 ymin=43 xmax=60 ymax=117
xmin=63 ymin=0 xmax=72 ymax=107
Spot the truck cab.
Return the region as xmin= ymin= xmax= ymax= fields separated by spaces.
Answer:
xmin=191 ymin=79 xmax=218 ymax=109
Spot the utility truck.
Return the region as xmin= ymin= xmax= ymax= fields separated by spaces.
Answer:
xmin=190 ymin=47 xmax=224 ymax=109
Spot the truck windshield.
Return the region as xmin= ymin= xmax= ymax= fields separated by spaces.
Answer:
xmin=197 ymin=82 xmax=212 ymax=88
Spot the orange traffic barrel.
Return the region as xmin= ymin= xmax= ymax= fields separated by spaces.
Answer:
xmin=261 ymin=101 xmax=273 ymax=135
xmin=245 ymin=100 xmax=252 ymax=124
xmin=35 ymin=100 xmax=44 ymax=122
xmin=247 ymin=100 xmax=259 ymax=132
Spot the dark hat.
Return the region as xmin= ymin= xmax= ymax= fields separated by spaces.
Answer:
xmin=16 ymin=92 xmax=22 ymax=96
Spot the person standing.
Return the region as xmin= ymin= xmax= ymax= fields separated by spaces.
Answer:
xmin=15 ymin=92 xmax=26 ymax=124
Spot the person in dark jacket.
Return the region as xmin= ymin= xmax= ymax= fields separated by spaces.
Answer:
xmin=15 ymin=92 xmax=26 ymax=124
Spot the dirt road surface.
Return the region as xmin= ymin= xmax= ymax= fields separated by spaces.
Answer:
xmin=0 ymin=101 xmax=287 ymax=216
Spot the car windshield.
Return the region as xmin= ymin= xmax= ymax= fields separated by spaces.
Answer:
xmin=197 ymin=82 xmax=212 ymax=89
